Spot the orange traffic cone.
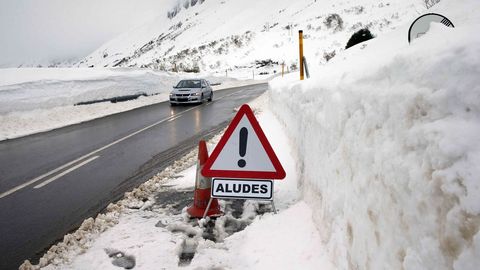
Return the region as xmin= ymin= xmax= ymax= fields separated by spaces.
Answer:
xmin=187 ymin=140 xmax=222 ymax=218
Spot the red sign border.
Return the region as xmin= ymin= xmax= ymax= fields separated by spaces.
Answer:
xmin=201 ymin=104 xmax=286 ymax=180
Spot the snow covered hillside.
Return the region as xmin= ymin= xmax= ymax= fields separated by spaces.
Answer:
xmin=78 ymin=0 xmax=421 ymax=75
xmin=270 ymin=0 xmax=480 ymax=269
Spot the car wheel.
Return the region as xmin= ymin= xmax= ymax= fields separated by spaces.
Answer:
xmin=200 ymin=94 xmax=204 ymax=104
xmin=208 ymin=91 xmax=213 ymax=102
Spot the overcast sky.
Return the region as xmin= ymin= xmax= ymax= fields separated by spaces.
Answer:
xmin=0 ymin=0 xmax=174 ymax=67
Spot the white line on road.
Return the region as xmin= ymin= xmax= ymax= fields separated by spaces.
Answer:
xmin=168 ymin=115 xmax=182 ymax=122
xmin=216 ymin=92 xmax=237 ymax=100
xmin=0 ymin=105 xmax=200 ymax=199
xmin=0 ymin=155 xmax=96 ymax=199
xmin=34 ymin=156 xmax=100 ymax=189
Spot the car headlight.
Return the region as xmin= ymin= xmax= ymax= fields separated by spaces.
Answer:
xmin=191 ymin=92 xmax=201 ymax=96
xmin=169 ymin=93 xmax=174 ymax=97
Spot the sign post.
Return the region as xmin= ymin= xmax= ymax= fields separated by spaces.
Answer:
xmin=299 ymin=30 xmax=304 ymax=80
xmin=201 ymin=104 xmax=286 ymax=218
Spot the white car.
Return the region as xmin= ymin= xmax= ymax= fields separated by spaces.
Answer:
xmin=169 ymin=79 xmax=213 ymax=106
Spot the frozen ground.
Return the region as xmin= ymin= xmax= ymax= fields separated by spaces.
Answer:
xmin=0 ymin=68 xmax=268 ymax=140
xmin=20 ymin=95 xmax=335 ymax=270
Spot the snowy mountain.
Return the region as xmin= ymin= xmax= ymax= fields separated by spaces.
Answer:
xmin=6 ymin=58 xmax=80 ymax=69
xmin=78 ymin=0 xmax=424 ymax=74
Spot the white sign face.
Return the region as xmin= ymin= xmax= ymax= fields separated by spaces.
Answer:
xmin=211 ymin=179 xmax=273 ymax=200
xmin=211 ymin=116 xmax=275 ymax=172
xmin=202 ymin=104 xmax=286 ymax=179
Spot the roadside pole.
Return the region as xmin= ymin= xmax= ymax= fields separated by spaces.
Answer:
xmin=299 ymin=30 xmax=304 ymax=80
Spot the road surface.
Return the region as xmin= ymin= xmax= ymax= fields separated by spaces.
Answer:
xmin=0 ymin=83 xmax=267 ymax=269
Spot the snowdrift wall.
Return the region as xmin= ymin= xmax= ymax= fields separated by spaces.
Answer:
xmin=269 ymin=3 xmax=480 ymax=269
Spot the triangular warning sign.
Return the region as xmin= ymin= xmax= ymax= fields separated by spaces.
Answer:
xmin=202 ymin=104 xmax=286 ymax=180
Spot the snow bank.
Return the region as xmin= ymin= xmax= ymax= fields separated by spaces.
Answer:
xmin=269 ymin=1 xmax=480 ymax=269
xmin=0 ymin=68 xmax=239 ymax=113
xmin=0 ymin=68 xmax=256 ymax=140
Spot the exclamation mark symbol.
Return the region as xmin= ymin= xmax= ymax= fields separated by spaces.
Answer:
xmin=238 ymin=127 xmax=248 ymax=168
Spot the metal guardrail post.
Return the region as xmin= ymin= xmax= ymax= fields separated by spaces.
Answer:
xmin=303 ymin=56 xmax=310 ymax=79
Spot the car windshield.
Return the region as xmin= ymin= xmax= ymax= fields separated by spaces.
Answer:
xmin=176 ymin=80 xmax=201 ymax=88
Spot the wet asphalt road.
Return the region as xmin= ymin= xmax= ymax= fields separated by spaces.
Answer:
xmin=0 ymin=83 xmax=267 ymax=269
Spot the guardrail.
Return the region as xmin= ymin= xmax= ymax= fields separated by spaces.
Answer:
xmin=75 ymin=92 xmax=149 ymax=106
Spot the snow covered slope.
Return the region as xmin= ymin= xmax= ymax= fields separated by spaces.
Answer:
xmin=78 ymin=0 xmax=423 ymax=74
xmin=270 ymin=0 xmax=480 ymax=269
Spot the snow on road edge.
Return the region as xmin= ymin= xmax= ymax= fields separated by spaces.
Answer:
xmin=20 ymin=93 xmax=326 ymax=270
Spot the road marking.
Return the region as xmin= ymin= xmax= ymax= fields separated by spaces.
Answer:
xmin=1 ymin=87 xmax=253 ymax=198
xmin=0 ymin=155 xmax=94 ymax=199
xmin=33 ymin=156 xmax=100 ymax=189
xmin=168 ymin=115 xmax=182 ymax=122
xmin=0 ymin=105 xmax=200 ymax=199
xmin=216 ymin=92 xmax=237 ymax=100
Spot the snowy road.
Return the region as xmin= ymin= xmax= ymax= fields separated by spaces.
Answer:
xmin=0 ymin=83 xmax=267 ymax=269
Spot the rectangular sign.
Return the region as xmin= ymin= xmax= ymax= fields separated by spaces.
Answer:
xmin=211 ymin=178 xmax=273 ymax=200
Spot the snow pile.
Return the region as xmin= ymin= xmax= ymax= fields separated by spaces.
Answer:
xmin=191 ymin=202 xmax=334 ymax=270
xmin=20 ymin=209 xmax=122 ymax=269
xmin=269 ymin=1 xmax=480 ymax=269
xmin=0 ymin=68 xmax=237 ymax=113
